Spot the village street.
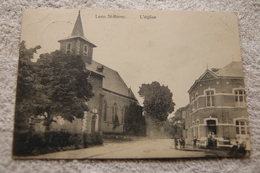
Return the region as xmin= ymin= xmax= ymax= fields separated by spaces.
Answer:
xmin=28 ymin=138 xmax=222 ymax=159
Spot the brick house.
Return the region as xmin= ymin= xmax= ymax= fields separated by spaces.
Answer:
xmin=177 ymin=61 xmax=249 ymax=147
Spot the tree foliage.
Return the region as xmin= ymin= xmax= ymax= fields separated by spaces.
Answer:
xmin=15 ymin=41 xmax=41 ymax=131
xmin=15 ymin=41 xmax=94 ymax=132
xmin=138 ymin=81 xmax=175 ymax=122
xmin=124 ymin=102 xmax=146 ymax=136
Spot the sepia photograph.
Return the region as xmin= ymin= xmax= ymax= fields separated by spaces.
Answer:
xmin=13 ymin=9 xmax=251 ymax=159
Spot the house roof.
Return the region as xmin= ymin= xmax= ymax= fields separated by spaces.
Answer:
xmin=86 ymin=60 xmax=138 ymax=101
xmin=188 ymin=61 xmax=244 ymax=93
xmin=214 ymin=61 xmax=244 ymax=77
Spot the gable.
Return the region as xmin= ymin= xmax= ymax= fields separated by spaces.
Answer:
xmin=200 ymin=71 xmax=217 ymax=81
xmin=188 ymin=69 xmax=217 ymax=93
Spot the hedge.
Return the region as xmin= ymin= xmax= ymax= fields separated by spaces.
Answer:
xmin=13 ymin=131 xmax=103 ymax=156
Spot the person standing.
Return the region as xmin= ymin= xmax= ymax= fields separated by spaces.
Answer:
xmin=177 ymin=139 xmax=181 ymax=149
xmin=179 ymin=139 xmax=183 ymax=149
xmin=182 ymin=138 xmax=186 ymax=149
xmin=174 ymin=138 xmax=178 ymax=149
xmin=193 ymin=137 xmax=197 ymax=148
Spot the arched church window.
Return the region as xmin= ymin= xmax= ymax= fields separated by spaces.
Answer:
xmin=83 ymin=44 xmax=88 ymax=56
xmin=112 ymin=102 xmax=117 ymax=121
xmin=122 ymin=106 xmax=126 ymax=123
xmin=66 ymin=42 xmax=72 ymax=54
xmin=103 ymin=100 xmax=107 ymax=122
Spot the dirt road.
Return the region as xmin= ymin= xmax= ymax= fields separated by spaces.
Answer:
xmin=25 ymin=138 xmax=211 ymax=159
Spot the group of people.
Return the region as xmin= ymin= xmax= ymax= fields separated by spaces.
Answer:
xmin=174 ymin=138 xmax=185 ymax=149
xmin=229 ymin=137 xmax=251 ymax=156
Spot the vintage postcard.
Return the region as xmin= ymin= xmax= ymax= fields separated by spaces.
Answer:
xmin=13 ymin=9 xmax=251 ymax=159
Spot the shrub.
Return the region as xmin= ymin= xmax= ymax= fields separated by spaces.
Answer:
xmin=13 ymin=131 xmax=103 ymax=156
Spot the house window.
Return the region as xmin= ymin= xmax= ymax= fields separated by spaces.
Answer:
xmin=112 ymin=102 xmax=117 ymax=121
xmin=192 ymin=121 xmax=195 ymax=137
xmin=66 ymin=42 xmax=72 ymax=54
xmin=191 ymin=97 xmax=194 ymax=111
xmin=83 ymin=44 xmax=88 ymax=56
xmin=236 ymin=120 xmax=248 ymax=135
xmin=196 ymin=120 xmax=200 ymax=138
xmin=205 ymin=90 xmax=214 ymax=107
xmin=103 ymin=100 xmax=107 ymax=121
xmin=195 ymin=93 xmax=199 ymax=110
xmin=234 ymin=89 xmax=246 ymax=107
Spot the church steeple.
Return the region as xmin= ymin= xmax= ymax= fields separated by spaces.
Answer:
xmin=58 ymin=11 xmax=96 ymax=64
xmin=71 ymin=11 xmax=84 ymax=37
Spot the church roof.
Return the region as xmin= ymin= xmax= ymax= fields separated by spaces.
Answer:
xmin=62 ymin=12 xmax=137 ymax=102
xmin=87 ymin=60 xmax=138 ymax=101
xmin=71 ymin=11 xmax=84 ymax=37
xmin=58 ymin=11 xmax=96 ymax=47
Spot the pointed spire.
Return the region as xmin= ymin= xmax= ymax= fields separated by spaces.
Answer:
xmin=71 ymin=11 xmax=84 ymax=37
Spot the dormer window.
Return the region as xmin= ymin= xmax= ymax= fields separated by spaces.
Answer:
xmin=97 ymin=65 xmax=104 ymax=72
xmin=66 ymin=42 xmax=72 ymax=54
xmin=83 ymin=44 xmax=88 ymax=56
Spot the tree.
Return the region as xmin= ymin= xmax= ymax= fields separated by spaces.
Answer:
xmin=15 ymin=41 xmax=94 ymax=132
xmin=138 ymin=81 xmax=175 ymax=138
xmin=34 ymin=50 xmax=94 ymax=131
xmin=138 ymin=81 xmax=175 ymax=122
xmin=14 ymin=41 xmax=41 ymax=132
xmin=124 ymin=102 xmax=146 ymax=136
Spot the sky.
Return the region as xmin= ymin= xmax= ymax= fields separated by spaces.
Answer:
xmin=20 ymin=9 xmax=242 ymax=118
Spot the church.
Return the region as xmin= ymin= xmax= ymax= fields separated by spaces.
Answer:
xmin=39 ymin=12 xmax=140 ymax=135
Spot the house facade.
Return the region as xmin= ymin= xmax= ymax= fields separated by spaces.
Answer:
xmin=178 ymin=62 xmax=249 ymax=147
xmin=36 ymin=12 xmax=139 ymax=135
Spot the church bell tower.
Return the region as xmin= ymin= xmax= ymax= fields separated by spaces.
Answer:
xmin=58 ymin=11 xmax=96 ymax=64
